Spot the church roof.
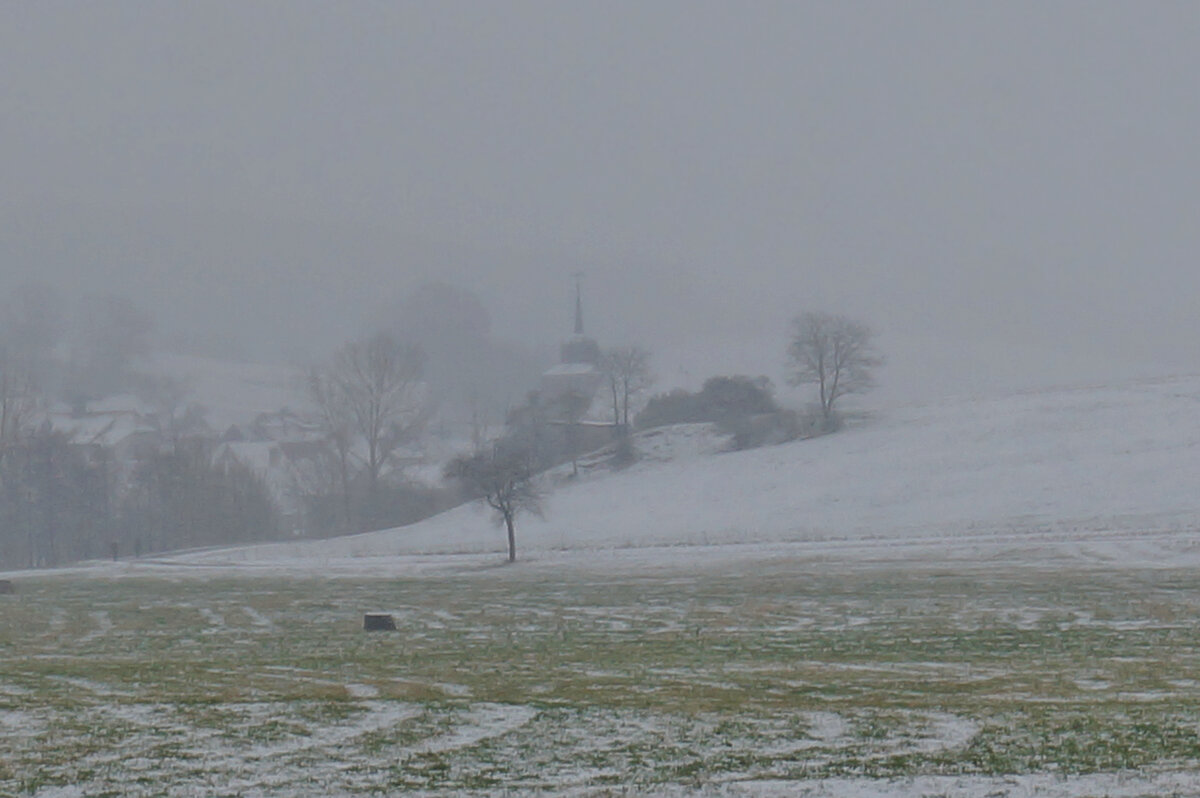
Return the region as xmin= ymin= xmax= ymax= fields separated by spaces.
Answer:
xmin=543 ymin=362 xmax=599 ymax=376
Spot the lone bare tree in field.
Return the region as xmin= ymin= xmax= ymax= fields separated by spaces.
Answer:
xmin=787 ymin=312 xmax=883 ymax=422
xmin=600 ymin=345 xmax=653 ymax=429
xmin=445 ymin=446 xmax=542 ymax=563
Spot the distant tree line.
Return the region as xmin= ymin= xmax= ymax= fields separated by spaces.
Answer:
xmin=0 ymin=284 xmax=284 ymax=570
xmin=626 ymin=312 xmax=883 ymax=445
xmin=0 ymin=276 xmax=887 ymax=569
xmin=0 ymin=426 xmax=281 ymax=570
xmin=0 ymin=279 xmax=551 ymax=565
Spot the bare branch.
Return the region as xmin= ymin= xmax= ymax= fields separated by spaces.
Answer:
xmin=787 ymin=312 xmax=883 ymax=420
xmin=445 ymin=446 xmax=542 ymax=562
xmin=600 ymin=345 xmax=654 ymax=428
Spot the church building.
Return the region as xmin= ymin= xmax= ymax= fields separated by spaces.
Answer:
xmin=539 ymin=278 xmax=604 ymax=405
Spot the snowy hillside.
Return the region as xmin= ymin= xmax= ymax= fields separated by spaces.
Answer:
xmin=169 ymin=373 xmax=1200 ymax=572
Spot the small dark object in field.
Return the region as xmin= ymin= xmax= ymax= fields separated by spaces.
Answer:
xmin=0 ymin=580 xmax=13 ymax=595
xmin=363 ymin=613 xmax=396 ymax=631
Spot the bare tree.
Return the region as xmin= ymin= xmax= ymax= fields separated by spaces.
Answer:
xmin=138 ymin=375 xmax=209 ymax=446
xmin=555 ymin=390 xmax=592 ymax=477
xmin=0 ymin=283 xmax=61 ymax=449
xmin=787 ymin=312 xmax=883 ymax=421
xmin=308 ymin=333 xmax=431 ymax=529
xmin=0 ymin=348 xmax=38 ymax=451
xmin=121 ymin=439 xmax=280 ymax=554
xmin=334 ymin=333 xmax=429 ymax=487
xmin=304 ymin=365 xmax=356 ymax=530
xmin=445 ymin=446 xmax=542 ymax=563
xmin=600 ymin=345 xmax=653 ymax=429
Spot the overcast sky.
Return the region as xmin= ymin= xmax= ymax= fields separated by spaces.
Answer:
xmin=2 ymin=3 xmax=1198 ymax=403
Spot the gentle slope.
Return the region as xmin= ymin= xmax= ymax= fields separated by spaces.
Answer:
xmin=170 ymin=374 xmax=1200 ymax=572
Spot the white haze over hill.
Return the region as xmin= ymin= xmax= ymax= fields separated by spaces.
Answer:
xmin=2 ymin=3 xmax=1199 ymax=404
xmin=76 ymin=372 xmax=1200 ymax=579
xmin=149 ymin=352 xmax=300 ymax=431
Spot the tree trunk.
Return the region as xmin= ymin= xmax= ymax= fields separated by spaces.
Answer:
xmin=505 ymin=513 xmax=516 ymax=562
xmin=610 ymin=379 xmax=620 ymax=427
xmin=567 ymin=421 xmax=579 ymax=477
xmin=339 ymin=457 xmax=352 ymax=531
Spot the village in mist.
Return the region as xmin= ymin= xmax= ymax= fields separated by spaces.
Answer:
xmin=3 ymin=3 xmax=1200 ymax=796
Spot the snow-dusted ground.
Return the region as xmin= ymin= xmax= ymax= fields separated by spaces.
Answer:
xmin=128 ymin=373 xmax=1200 ymax=577
xmin=12 ymin=375 xmax=1200 ymax=797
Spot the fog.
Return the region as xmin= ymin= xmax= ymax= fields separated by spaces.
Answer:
xmin=2 ymin=2 xmax=1198 ymax=403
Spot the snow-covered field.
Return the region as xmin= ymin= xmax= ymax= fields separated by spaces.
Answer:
xmin=6 ymin=563 xmax=1200 ymax=796
xmin=6 ymin=374 xmax=1200 ymax=796
xmin=158 ymin=372 xmax=1200 ymax=576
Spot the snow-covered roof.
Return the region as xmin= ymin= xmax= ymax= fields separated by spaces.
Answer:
xmin=49 ymin=413 xmax=156 ymax=448
xmin=214 ymin=441 xmax=278 ymax=473
xmin=542 ymin=363 xmax=599 ymax=377
xmin=85 ymin=393 xmax=156 ymax=416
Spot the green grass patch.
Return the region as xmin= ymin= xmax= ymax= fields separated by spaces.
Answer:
xmin=2 ymin=563 xmax=1200 ymax=792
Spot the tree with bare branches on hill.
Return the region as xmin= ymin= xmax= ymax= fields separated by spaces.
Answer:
xmin=787 ymin=312 xmax=883 ymax=424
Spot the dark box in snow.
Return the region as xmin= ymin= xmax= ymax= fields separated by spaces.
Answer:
xmin=363 ymin=613 xmax=396 ymax=631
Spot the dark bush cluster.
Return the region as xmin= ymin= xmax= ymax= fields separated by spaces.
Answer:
xmin=635 ymin=375 xmax=779 ymax=430
xmin=633 ymin=375 xmax=809 ymax=450
xmin=300 ymin=477 xmax=457 ymax=539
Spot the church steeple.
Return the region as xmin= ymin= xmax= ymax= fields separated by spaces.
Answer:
xmin=559 ymin=273 xmax=600 ymax=366
xmin=541 ymin=273 xmax=605 ymax=404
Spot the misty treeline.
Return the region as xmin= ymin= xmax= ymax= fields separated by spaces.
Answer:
xmin=0 ymin=281 xmax=547 ymax=567
xmin=0 ymin=431 xmax=278 ymax=569
xmin=0 ymin=274 xmax=882 ymax=569
xmin=301 ymin=290 xmax=652 ymax=534
xmin=298 ymin=283 xmax=545 ymax=536
xmin=0 ymin=286 xmax=282 ymax=569
xmin=627 ymin=311 xmax=882 ymax=445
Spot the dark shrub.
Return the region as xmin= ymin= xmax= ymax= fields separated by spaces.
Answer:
xmin=636 ymin=375 xmax=779 ymax=430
